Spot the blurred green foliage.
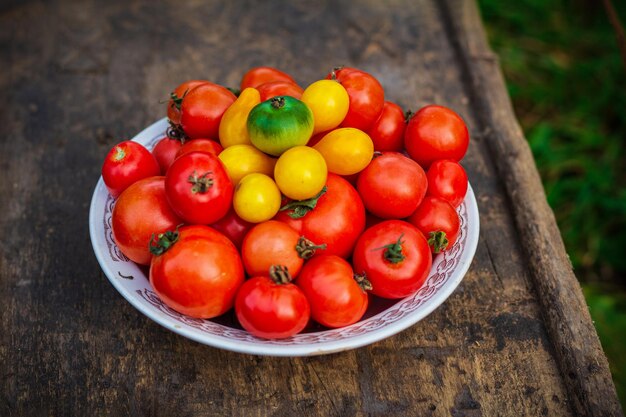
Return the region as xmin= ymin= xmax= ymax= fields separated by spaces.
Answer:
xmin=477 ymin=0 xmax=626 ymax=407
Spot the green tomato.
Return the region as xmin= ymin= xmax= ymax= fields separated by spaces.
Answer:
xmin=247 ymin=96 xmax=314 ymax=156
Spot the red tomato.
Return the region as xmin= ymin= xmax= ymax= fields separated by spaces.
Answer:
xmin=426 ymin=160 xmax=468 ymax=208
xmin=240 ymin=67 xmax=297 ymax=90
xmin=175 ymin=138 xmax=223 ymax=159
xmin=149 ymin=225 xmax=244 ymax=318
xmin=165 ymin=152 xmax=233 ymax=224
xmin=152 ymin=136 xmax=183 ymax=174
xmin=210 ymin=208 xmax=253 ymax=249
xmin=167 ymin=80 xmax=208 ymax=125
xmin=275 ymin=173 xmax=365 ymax=259
xmin=235 ymin=266 xmax=310 ymax=339
xmin=295 ymin=255 xmax=369 ymax=328
xmin=352 ymin=220 xmax=432 ymax=299
xmin=180 ymin=83 xmax=237 ymax=140
xmin=257 ymin=81 xmax=304 ymax=102
xmin=366 ymin=101 xmax=406 ymax=152
xmin=408 ymin=196 xmax=461 ymax=254
xmin=356 ymin=152 xmax=428 ymax=219
xmin=328 ymin=67 xmax=384 ymax=131
xmin=111 ymin=176 xmax=182 ymax=265
xmin=102 ymin=141 xmax=160 ymax=198
xmin=241 ymin=221 xmax=304 ymax=278
xmin=404 ymin=105 xmax=469 ymax=168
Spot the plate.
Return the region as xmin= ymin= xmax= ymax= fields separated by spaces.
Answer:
xmin=89 ymin=118 xmax=480 ymax=356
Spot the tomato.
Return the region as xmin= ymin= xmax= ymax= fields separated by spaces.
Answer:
xmin=180 ymin=82 xmax=237 ymax=140
xmin=210 ymin=208 xmax=253 ymax=250
xmin=352 ymin=220 xmax=432 ymax=299
xmin=356 ymin=152 xmax=428 ymax=219
xmin=152 ymin=136 xmax=183 ymax=174
xmin=165 ymin=152 xmax=233 ymax=224
xmin=102 ymin=141 xmax=160 ymax=198
xmin=328 ymin=67 xmax=385 ymax=131
xmin=233 ymin=173 xmax=282 ymax=223
xmin=235 ymin=266 xmax=311 ymax=339
xmin=175 ymin=138 xmax=223 ymax=159
xmin=149 ymin=225 xmax=244 ymax=318
xmin=366 ymin=101 xmax=406 ymax=152
xmin=167 ymin=80 xmax=208 ymax=125
xmin=274 ymin=146 xmax=327 ymax=200
xmin=240 ymin=67 xmax=297 ymax=90
xmin=295 ymin=255 xmax=369 ymax=328
xmin=247 ymin=96 xmax=314 ymax=156
xmin=313 ymin=128 xmax=374 ymax=175
xmin=257 ymin=81 xmax=304 ymax=102
xmin=275 ymin=173 xmax=365 ymax=258
xmin=426 ymin=160 xmax=468 ymax=208
xmin=111 ymin=176 xmax=182 ymax=265
xmin=218 ymin=144 xmax=276 ymax=186
xmin=404 ymin=104 xmax=469 ymax=168
xmin=300 ymin=79 xmax=349 ymax=134
xmin=408 ymin=196 xmax=460 ymax=254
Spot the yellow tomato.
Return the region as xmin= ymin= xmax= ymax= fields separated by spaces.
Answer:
xmin=300 ymin=80 xmax=349 ymax=134
xmin=218 ymin=87 xmax=260 ymax=147
xmin=233 ymin=173 xmax=281 ymax=223
xmin=218 ymin=144 xmax=276 ymax=185
xmin=274 ymin=146 xmax=327 ymax=200
xmin=313 ymin=128 xmax=374 ymax=175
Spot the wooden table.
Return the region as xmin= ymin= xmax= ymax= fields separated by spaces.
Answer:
xmin=1 ymin=0 xmax=622 ymax=415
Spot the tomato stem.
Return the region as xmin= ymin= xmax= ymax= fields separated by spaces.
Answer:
xmin=269 ymin=265 xmax=292 ymax=285
xmin=113 ymin=146 xmax=126 ymax=162
xmin=354 ymin=273 xmax=373 ymax=291
xmin=295 ymin=236 xmax=327 ymax=259
xmin=330 ymin=66 xmax=344 ymax=81
xmin=404 ymin=109 xmax=414 ymax=124
xmin=428 ymin=231 xmax=449 ymax=254
xmin=149 ymin=226 xmax=181 ymax=256
xmin=374 ymin=233 xmax=406 ymax=264
xmin=270 ymin=96 xmax=286 ymax=109
xmin=279 ymin=186 xmax=328 ymax=219
xmin=188 ymin=170 xmax=214 ymax=194
xmin=166 ymin=122 xmax=187 ymax=142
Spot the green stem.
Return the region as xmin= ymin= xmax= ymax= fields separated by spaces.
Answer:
xmin=373 ymin=233 xmax=406 ymax=264
xmin=269 ymin=265 xmax=292 ymax=284
xmin=113 ymin=146 xmax=126 ymax=161
xmin=428 ymin=231 xmax=449 ymax=254
xmin=279 ymin=186 xmax=328 ymax=219
xmin=295 ymin=236 xmax=327 ymax=260
xmin=149 ymin=227 xmax=181 ymax=256
xmin=354 ymin=273 xmax=373 ymax=291
xmin=188 ymin=171 xmax=214 ymax=194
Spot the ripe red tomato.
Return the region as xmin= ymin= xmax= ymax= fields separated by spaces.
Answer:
xmin=240 ymin=67 xmax=297 ymax=90
xmin=366 ymin=101 xmax=406 ymax=152
xmin=353 ymin=220 xmax=432 ymax=299
xmin=408 ymin=196 xmax=461 ymax=254
xmin=257 ymin=81 xmax=304 ymax=102
xmin=102 ymin=141 xmax=160 ymax=198
xmin=295 ymin=255 xmax=369 ymax=328
xmin=404 ymin=105 xmax=469 ymax=168
xmin=152 ymin=137 xmax=183 ymax=174
xmin=356 ymin=152 xmax=428 ymax=219
xmin=210 ymin=208 xmax=253 ymax=250
xmin=167 ymin=80 xmax=208 ymax=125
xmin=275 ymin=173 xmax=365 ymax=259
xmin=426 ymin=160 xmax=468 ymax=208
xmin=111 ymin=176 xmax=182 ymax=265
xmin=180 ymin=82 xmax=237 ymax=140
xmin=175 ymin=138 xmax=223 ymax=159
xmin=235 ymin=266 xmax=311 ymax=339
xmin=165 ymin=152 xmax=233 ymax=224
xmin=149 ymin=225 xmax=244 ymax=318
xmin=328 ymin=67 xmax=384 ymax=131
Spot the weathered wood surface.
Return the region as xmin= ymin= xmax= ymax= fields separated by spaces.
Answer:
xmin=0 ymin=0 xmax=621 ymax=416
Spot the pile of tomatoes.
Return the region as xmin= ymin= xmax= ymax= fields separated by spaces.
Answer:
xmin=101 ymin=66 xmax=470 ymax=339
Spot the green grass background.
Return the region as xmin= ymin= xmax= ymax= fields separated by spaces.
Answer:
xmin=477 ymin=0 xmax=626 ymax=407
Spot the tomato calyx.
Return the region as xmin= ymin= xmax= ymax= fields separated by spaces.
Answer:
xmin=428 ymin=230 xmax=449 ymax=254
xmin=374 ymin=233 xmax=406 ymax=264
xmin=113 ymin=146 xmax=126 ymax=162
xmin=279 ymin=186 xmax=328 ymax=219
xmin=187 ymin=170 xmax=214 ymax=194
xmin=270 ymin=96 xmax=286 ymax=109
xmin=295 ymin=236 xmax=327 ymax=260
xmin=329 ymin=66 xmax=344 ymax=81
xmin=149 ymin=227 xmax=180 ymax=256
xmin=269 ymin=265 xmax=293 ymax=284
xmin=404 ymin=110 xmax=414 ymax=124
xmin=166 ymin=123 xmax=187 ymax=142
xmin=354 ymin=273 xmax=373 ymax=291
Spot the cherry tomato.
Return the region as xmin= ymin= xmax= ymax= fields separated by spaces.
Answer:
xmin=165 ymin=152 xmax=233 ymax=224
xmin=274 ymin=146 xmax=327 ymax=200
xmin=352 ymin=220 xmax=432 ymax=299
xmin=275 ymin=173 xmax=365 ymax=258
xmin=295 ymin=255 xmax=369 ymax=328
xmin=313 ymin=128 xmax=374 ymax=175
xmin=175 ymin=138 xmax=223 ymax=159
xmin=300 ymin=80 xmax=349 ymax=134
xmin=356 ymin=152 xmax=427 ymax=219
xmin=102 ymin=141 xmax=160 ymax=198
xmin=180 ymin=82 xmax=237 ymax=140
xmin=218 ymin=144 xmax=276 ymax=186
xmin=404 ymin=105 xmax=469 ymax=168
xmin=328 ymin=67 xmax=385 ymax=131
xmin=235 ymin=266 xmax=311 ymax=339
xmin=241 ymin=220 xmax=304 ymax=277
xmin=149 ymin=225 xmax=244 ymax=318
xmin=408 ymin=196 xmax=460 ymax=254
xmin=111 ymin=176 xmax=182 ymax=265
xmin=426 ymin=160 xmax=468 ymax=208
xmin=240 ymin=67 xmax=297 ymax=90
xmin=257 ymin=81 xmax=304 ymax=102
xmin=366 ymin=101 xmax=406 ymax=152
xmin=210 ymin=208 xmax=253 ymax=250
xmin=167 ymin=80 xmax=208 ymax=125
xmin=152 ymin=136 xmax=183 ymax=174
xmin=233 ymin=173 xmax=282 ymax=223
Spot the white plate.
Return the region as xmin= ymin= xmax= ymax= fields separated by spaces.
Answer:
xmin=89 ymin=118 xmax=480 ymax=356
